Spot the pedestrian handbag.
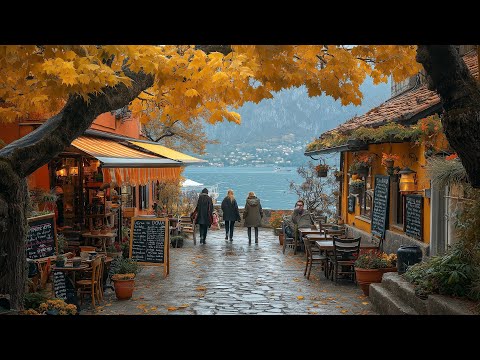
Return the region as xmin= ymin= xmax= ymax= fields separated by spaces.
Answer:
xmin=190 ymin=209 xmax=198 ymax=222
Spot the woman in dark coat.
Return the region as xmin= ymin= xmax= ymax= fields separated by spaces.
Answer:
xmin=243 ymin=191 xmax=263 ymax=245
xmin=221 ymin=189 xmax=241 ymax=242
xmin=194 ymin=188 xmax=214 ymax=244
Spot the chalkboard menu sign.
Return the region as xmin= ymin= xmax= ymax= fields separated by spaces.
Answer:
xmin=405 ymin=194 xmax=423 ymax=240
xmin=348 ymin=195 xmax=355 ymax=213
xmin=371 ymin=175 xmax=390 ymax=239
xmin=53 ymin=271 xmax=67 ymax=300
xmin=130 ymin=217 xmax=169 ymax=275
xmin=26 ymin=214 xmax=57 ymax=260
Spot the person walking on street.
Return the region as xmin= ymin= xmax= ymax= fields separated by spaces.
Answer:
xmin=221 ymin=189 xmax=241 ymax=241
xmin=194 ymin=188 xmax=214 ymax=244
xmin=243 ymin=191 xmax=263 ymax=245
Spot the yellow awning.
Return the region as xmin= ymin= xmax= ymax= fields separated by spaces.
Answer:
xmin=71 ymin=136 xmax=182 ymax=186
xmin=72 ymin=136 xmax=180 ymax=168
xmin=129 ymin=141 xmax=206 ymax=163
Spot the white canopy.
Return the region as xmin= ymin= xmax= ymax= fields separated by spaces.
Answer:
xmin=181 ymin=178 xmax=204 ymax=187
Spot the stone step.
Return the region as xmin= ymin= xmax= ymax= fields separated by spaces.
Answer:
xmin=369 ymin=282 xmax=419 ymax=315
xmin=381 ymin=273 xmax=428 ymax=315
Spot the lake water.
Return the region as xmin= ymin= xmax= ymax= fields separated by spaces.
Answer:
xmin=182 ymin=166 xmax=304 ymax=210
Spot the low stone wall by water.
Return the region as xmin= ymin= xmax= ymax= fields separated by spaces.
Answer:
xmin=215 ymin=205 xmax=292 ymax=228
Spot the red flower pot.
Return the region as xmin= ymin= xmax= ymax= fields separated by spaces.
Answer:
xmin=355 ymin=268 xmax=384 ymax=296
xmin=113 ymin=278 xmax=135 ymax=300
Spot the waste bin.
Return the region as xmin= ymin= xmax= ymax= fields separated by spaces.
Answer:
xmin=397 ymin=245 xmax=422 ymax=274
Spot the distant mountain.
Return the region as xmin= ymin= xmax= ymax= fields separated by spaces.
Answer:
xmin=202 ymin=77 xmax=390 ymax=166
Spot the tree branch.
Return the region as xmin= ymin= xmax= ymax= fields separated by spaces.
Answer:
xmin=0 ymin=70 xmax=154 ymax=177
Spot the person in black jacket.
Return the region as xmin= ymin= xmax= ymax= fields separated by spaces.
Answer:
xmin=221 ymin=189 xmax=241 ymax=241
xmin=194 ymin=188 xmax=214 ymax=244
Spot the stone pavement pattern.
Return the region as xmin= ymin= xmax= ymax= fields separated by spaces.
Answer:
xmin=82 ymin=228 xmax=376 ymax=315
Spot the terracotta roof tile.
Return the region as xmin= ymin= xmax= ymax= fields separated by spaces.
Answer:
xmin=320 ymin=50 xmax=478 ymax=138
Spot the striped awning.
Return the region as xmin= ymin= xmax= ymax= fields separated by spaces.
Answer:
xmin=71 ymin=136 xmax=182 ymax=185
xmin=72 ymin=136 xmax=180 ymax=168
xmin=129 ymin=140 xmax=205 ymax=163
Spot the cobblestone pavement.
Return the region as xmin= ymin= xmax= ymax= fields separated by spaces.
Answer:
xmin=82 ymin=228 xmax=376 ymax=315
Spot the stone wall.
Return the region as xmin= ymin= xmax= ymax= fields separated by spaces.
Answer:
xmin=215 ymin=205 xmax=292 ymax=228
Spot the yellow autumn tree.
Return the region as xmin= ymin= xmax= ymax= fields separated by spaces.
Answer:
xmin=0 ymin=45 xmax=422 ymax=309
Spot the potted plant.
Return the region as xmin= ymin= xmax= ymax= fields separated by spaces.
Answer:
xmin=349 ymin=179 xmax=365 ymax=194
xmin=106 ymin=243 xmax=123 ymax=258
xmin=110 ymin=257 xmax=140 ymax=300
xmin=314 ymin=163 xmax=329 ymax=177
xmin=354 ymin=250 xmax=397 ymax=296
xmin=55 ymin=254 xmax=66 ymax=267
xmin=333 ymin=170 xmax=343 ymax=181
xmin=381 ymin=152 xmax=400 ymax=175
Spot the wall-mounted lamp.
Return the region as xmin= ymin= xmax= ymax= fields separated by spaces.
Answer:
xmin=69 ymin=166 xmax=79 ymax=176
xmin=398 ymin=167 xmax=417 ymax=192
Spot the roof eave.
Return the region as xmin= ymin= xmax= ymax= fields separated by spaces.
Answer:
xmin=304 ymin=141 xmax=368 ymax=156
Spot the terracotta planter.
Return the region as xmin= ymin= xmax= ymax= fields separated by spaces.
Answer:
xmin=351 ymin=174 xmax=359 ymax=180
xmin=355 ymin=268 xmax=383 ymax=296
xmin=113 ymin=278 xmax=135 ymax=300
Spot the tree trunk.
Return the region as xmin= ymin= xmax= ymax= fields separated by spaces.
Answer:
xmin=0 ymin=170 xmax=28 ymax=310
xmin=0 ymin=70 xmax=154 ymax=310
xmin=416 ymin=45 xmax=480 ymax=187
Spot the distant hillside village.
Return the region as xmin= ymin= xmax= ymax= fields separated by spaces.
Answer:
xmin=201 ymin=140 xmax=307 ymax=167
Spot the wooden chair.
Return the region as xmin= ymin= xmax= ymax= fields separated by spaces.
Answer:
xmin=303 ymin=237 xmax=328 ymax=280
xmin=180 ymin=216 xmax=196 ymax=245
xmin=328 ymin=236 xmax=361 ymax=284
xmin=324 ymin=227 xmax=347 ymax=239
xmin=281 ymin=220 xmax=295 ymax=254
xmin=76 ymin=256 xmax=104 ymax=308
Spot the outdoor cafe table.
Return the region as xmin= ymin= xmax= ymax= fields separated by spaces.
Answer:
xmin=298 ymin=228 xmax=323 ymax=236
xmin=51 ymin=264 xmax=89 ymax=292
xmin=314 ymin=240 xmax=379 ymax=252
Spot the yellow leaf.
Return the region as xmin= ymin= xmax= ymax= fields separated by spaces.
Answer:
xmin=313 ymin=304 xmax=319 ymax=308
xmin=167 ymin=306 xmax=178 ymax=311
xmin=340 ymin=310 xmax=348 ymax=314
xmin=178 ymin=304 xmax=189 ymax=309
xmin=362 ymin=302 xmax=369 ymax=305
xmin=150 ymin=307 xmax=157 ymax=311
xmin=212 ymin=72 xmax=229 ymax=83
xmin=297 ymin=296 xmax=304 ymax=300
xmin=196 ymin=286 xmax=206 ymax=291
xmin=185 ymin=88 xmax=200 ymax=97
xmin=293 ymin=278 xmax=301 ymax=282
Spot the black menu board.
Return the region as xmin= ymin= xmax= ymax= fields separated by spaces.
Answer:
xmin=405 ymin=194 xmax=423 ymax=240
xmin=130 ymin=217 xmax=169 ymax=273
xmin=26 ymin=214 xmax=57 ymax=260
xmin=348 ymin=195 xmax=355 ymax=213
xmin=371 ymin=175 xmax=390 ymax=239
xmin=53 ymin=271 xmax=67 ymax=300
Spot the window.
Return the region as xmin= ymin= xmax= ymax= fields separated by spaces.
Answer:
xmin=391 ymin=178 xmax=404 ymax=227
xmin=361 ymin=190 xmax=373 ymax=218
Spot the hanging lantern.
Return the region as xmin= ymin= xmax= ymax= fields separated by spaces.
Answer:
xmin=56 ymin=168 xmax=67 ymax=177
xmin=398 ymin=167 xmax=416 ymax=192
xmin=69 ymin=166 xmax=79 ymax=176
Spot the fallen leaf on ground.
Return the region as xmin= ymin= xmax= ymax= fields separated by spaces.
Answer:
xmin=150 ymin=307 xmax=157 ymax=310
xmin=297 ymin=296 xmax=304 ymax=300
xmin=196 ymin=286 xmax=207 ymax=291
xmin=178 ymin=304 xmax=190 ymax=309
xmin=362 ymin=302 xmax=369 ymax=305
xmin=167 ymin=306 xmax=178 ymax=311
xmin=136 ymin=304 xmax=148 ymax=310
xmin=335 ymin=306 xmax=343 ymax=309
xmin=340 ymin=309 xmax=348 ymax=314
xmin=293 ymin=278 xmax=301 ymax=282
xmin=105 ymin=303 xmax=112 ymax=307
xmin=308 ymin=311 xmax=318 ymax=315
xmin=320 ymin=301 xmax=328 ymax=305
xmin=313 ymin=303 xmax=319 ymax=308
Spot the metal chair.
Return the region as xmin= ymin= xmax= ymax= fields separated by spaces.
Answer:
xmin=281 ymin=220 xmax=295 ymax=254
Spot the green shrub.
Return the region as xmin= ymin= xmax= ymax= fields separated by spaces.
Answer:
xmin=24 ymin=290 xmax=50 ymax=310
